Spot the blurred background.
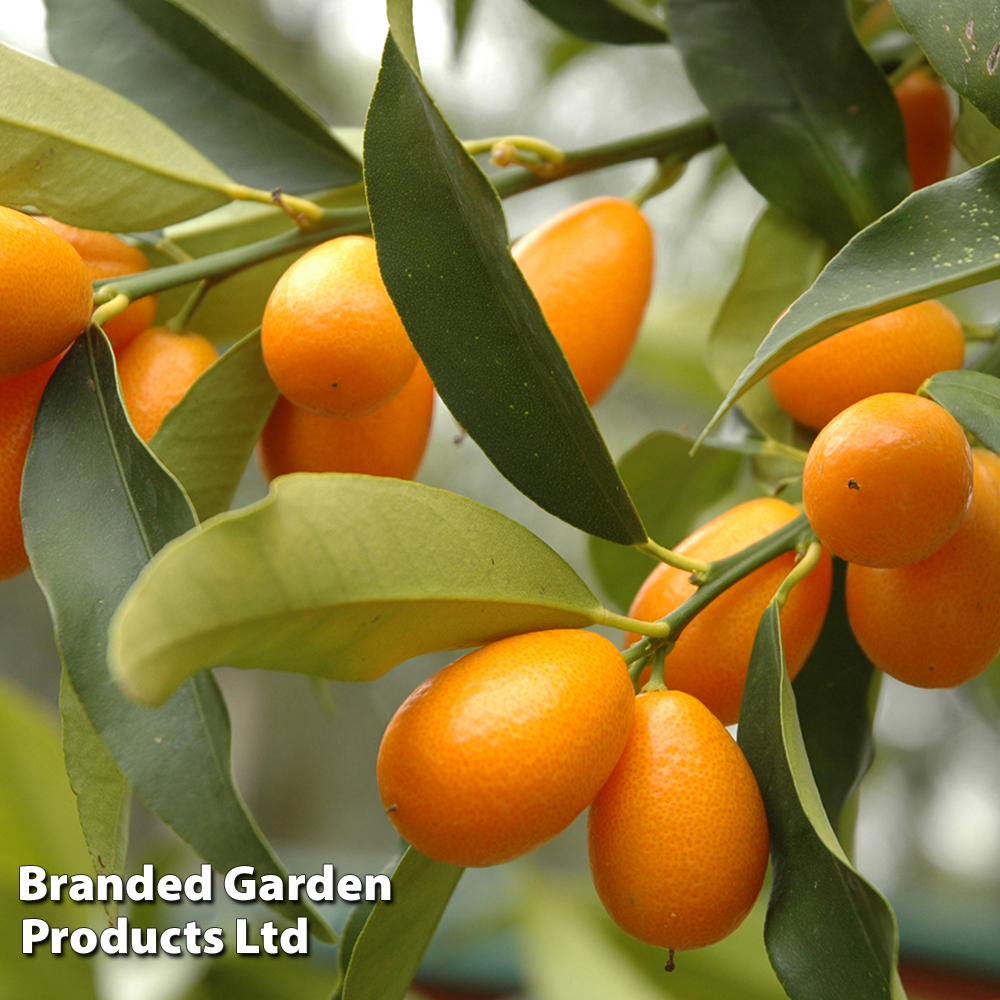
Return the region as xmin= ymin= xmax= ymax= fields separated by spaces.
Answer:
xmin=1 ymin=1 xmax=999 ymax=998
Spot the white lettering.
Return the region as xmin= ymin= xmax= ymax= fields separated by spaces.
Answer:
xmin=281 ymin=918 xmax=309 ymax=955
xmin=338 ymin=874 xmax=362 ymax=902
xmin=22 ymin=918 xmax=49 ymax=953
xmin=236 ymin=918 xmax=259 ymax=954
xmin=127 ymin=865 xmax=153 ymax=902
xmin=157 ymin=874 xmax=182 ymax=902
xmin=19 ymin=866 xmax=47 ymax=901
xmin=225 ymin=866 xmax=256 ymax=902
xmin=366 ymin=874 xmax=391 ymax=902
xmin=185 ymin=865 xmax=212 ymax=902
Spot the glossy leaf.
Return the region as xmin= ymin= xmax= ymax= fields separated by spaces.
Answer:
xmin=700 ymin=158 xmax=1000 ymax=440
xmin=709 ymin=207 xmax=829 ymax=442
xmin=60 ymin=669 xmax=131 ymax=921
xmin=341 ymin=847 xmax=464 ymax=1000
xmin=151 ymin=328 xmax=278 ymax=521
xmin=365 ymin=33 xmax=644 ymax=544
xmin=921 ymin=369 xmax=1000 ymax=452
xmin=893 ymin=0 xmax=1000 ymax=130
xmin=669 ymin=0 xmax=910 ymax=247
xmin=791 ymin=560 xmax=876 ymax=834
xmin=45 ymin=0 xmax=360 ymax=192
xmin=0 ymin=41 xmax=232 ymax=231
xmin=588 ymin=431 xmax=742 ymax=610
xmin=0 ymin=678 xmax=98 ymax=999
xmin=21 ymin=332 xmax=333 ymax=940
xmin=739 ymin=604 xmax=905 ymax=999
xmin=520 ymin=0 xmax=667 ymax=44
xmin=110 ymin=475 xmax=609 ymax=706
xmin=954 ymin=97 xmax=1000 ymax=166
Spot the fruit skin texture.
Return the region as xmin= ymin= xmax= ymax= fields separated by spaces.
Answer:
xmin=117 ymin=327 xmax=217 ymax=442
xmin=626 ymin=498 xmax=832 ymax=725
xmin=0 ymin=357 xmax=61 ymax=580
xmin=37 ymin=218 xmax=156 ymax=348
xmin=376 ymin=629 xmax=635 ymax=868
xmin=894 ymin=69 xmax=952 ymax=191
xmin=588 ymin=690 xmax=769 ymax=951
xmin=0 ymin=206 xmax=93 ymax=380
xmin=261 ymin=235 xmax=418 ymax=418
xmin=846 ymin=452 xmax=1000 ymax=688
xmin=257 ymin=362 xmax=434 ymax=482
xmin=767 ymin=301 xmax=964 ymax=431
xmin=803 ymin=393 xmax=973 ymax=568
xmin=512 ymin=196 xmax=654 ymax=406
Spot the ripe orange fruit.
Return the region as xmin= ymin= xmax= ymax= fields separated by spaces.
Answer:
xmin=36 ymin=218 xmax=156 ymax=348
xmin=0 ymin=206 xmax=92 ymax=380
xmin=802 ymin=393 xmax=973 ymax=567
xmin=116 ymin=327 xmax=217 ymax=442
xmin=767 ymin=301 xmax=965 ymax=431
xmin=376 ymin=629 xmax=635 ymax=868
xmin=257 ymin=362 xmax=434 ymax=482
xmin=846 ymin=452 xmax=1000 ymax=687
xmin=512 ymin=196 xmax=654 ymax=406
xmin=626 ymin=498 xmax=832 ymax=725
xmin=975 ymin=446 xmax=1000 ymax=487
xmin=1 ymin=356 xmax=62 ymax=580
xmin=588 ymin=689 xmax=769 ymax=951
xmin=261 ymin=235 xmax=418 ymax=418
xmin=894 ymin=69 xmax=952 ymax=190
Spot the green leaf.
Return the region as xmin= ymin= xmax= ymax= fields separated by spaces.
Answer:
xmin=588 ymin=432 xmax=742 ymax=610
xmin=520 ymin=0 xmax=668 ymax=43
xmin=955 ymin=97 xmax=1000 ymax=167
xmin=791 ymin=560 xmax=876 ymax=835
xmin=341 ymin=847 xmax=464 ymax=1000
xmin=21 ymin=331 xmax=333 ymax=940
xmin=0 ymin=677 xmax=99 ymax=999
xmin=700 ymin=159 xmax=1000 ymax=440
xmin=0 ymin=41 xmax=233 ymax=231
xmin=453 ymin=0 xmax=478 ymax=54
xmin=44 ymin=0 xmax=360 ymax=192
xmin=59 ymin=669 xmax=131 ymax=922
xmin=109 ymin=475 xmax=608 ymax=706
xmin=921 ymin=369 xmax=1000 ymax=451
xmin=892 ymin=0 xmax=1000 ymax=130
xmin=364 ymin=33 xmax=644 ymax=545
xmin=709 ymin=207 xmax=830 ymax=442
xmin=151 ymin=328 xmax=278 ymax=520
xmin=739 ymin=604 xmax=905 ymax=1000
xmin=669 ymin=0 xmax=910 ymax=247
xmin=972 ymin=336 xmax=1000 ymax=378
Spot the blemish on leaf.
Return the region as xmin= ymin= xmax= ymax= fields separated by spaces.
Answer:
xmin=988 ymin=40 xmax=1000 ymax=75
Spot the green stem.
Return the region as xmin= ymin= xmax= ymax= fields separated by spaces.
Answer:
xmin=636 ymin=538 xmax=709 ymax=576
xmin=91 ymin=293 xmax=130 ymax=330
xmin=94 ymin=118 xmax=719 ymax=307
xmin=774 ymin=540 xmax=823 ymax=609
xmin=761 ymin=439 xmax=810 ymax=465
xmin=628 ymin=158 xmax=687 ymax=207
xmin=593 ymin=608 xmax=671 ymax=639
xmin=628 ymin=653 xmax=650 ymax=692
xmin=663 ymin=514 xmax=816 ymax=636
xmin=963 ymin=321 xmax=998 ymax=343
xmin=887 ymin=47 xmax=929 ymax=88
xmin=640 ymin=646 xmax=668 ymax=693
xmin=166 ymin=280 xmax=210 ymax=332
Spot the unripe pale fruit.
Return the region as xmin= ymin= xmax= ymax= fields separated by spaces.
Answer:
xmin=117 ymin=327 xmax=217 ymax=442
xmin=0 ymin=206 xmax=92 ymax=380
xmin=626 ymin=498 xmax=832 ymax=725
xmin=588 ymin=690 xmax=769 ymax=951
xmin=37 ymin=218 xmax=156 ymax=348
xmin=512 ymin=197 xmax=654 ymax=405
xmin=257 ymin=362 xmax=434 ymax=482
xmin=261 ymin=235 xmax=418 ymax=418
xmin=377 ymin=629 xmax=635 ymax=868
xmin=846 ymin=453 xmax=1000 ymax=688
xmin=768 ymin=301 xmax=965 ymax=431
xmin=803 ymin=393 xmax=972 ymax=567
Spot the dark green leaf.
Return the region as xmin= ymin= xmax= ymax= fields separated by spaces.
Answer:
xmin=364 ymin=33 xmax=644 ymax=545
xmin=341 ymin=847 xmax=464 ymax=1000
xmin=955 ymin=97 xmax=1000 ymax=167
xmin=109 ymin=475 xmax=609 ymax=706
xmin=588 ymin=431 xmax=742 ymax=610
xmin=21 ymin=332 xmax=333 ymax=940
xmin=520 ymin=0 xmax=667 ymax=43
xmin=45 ymin=0 xmax=359 ymax=192
xmin=709 ymin=207 xmax=829 ymax=443
xmin=700 ymin=159 xmax=1000 ymax=440
xmin=739 ymin=604 xmax=905 ymax=1000
xmin=151 ymin=328 xmax=278 ymax=521
xmin=791 ymin=560 xmax=876 ymax=834
xmin=669 ymin=0 xmax=910 ymax=246
xmin=892 ymin=0 xmax=1000 ymax=130
xmin=0 ymin=41 xmax=232 ymax=231
xmin=921 ymin=369 xmax=1000 ymax=451
xmin=972 ymin=336 xmax=1000 ymax=377
xmin=60 ymin=669 xmax=131 ymax=921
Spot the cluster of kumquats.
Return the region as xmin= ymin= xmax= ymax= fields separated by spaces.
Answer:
xmin=2 ymin=67 xmax=996 ymax=964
